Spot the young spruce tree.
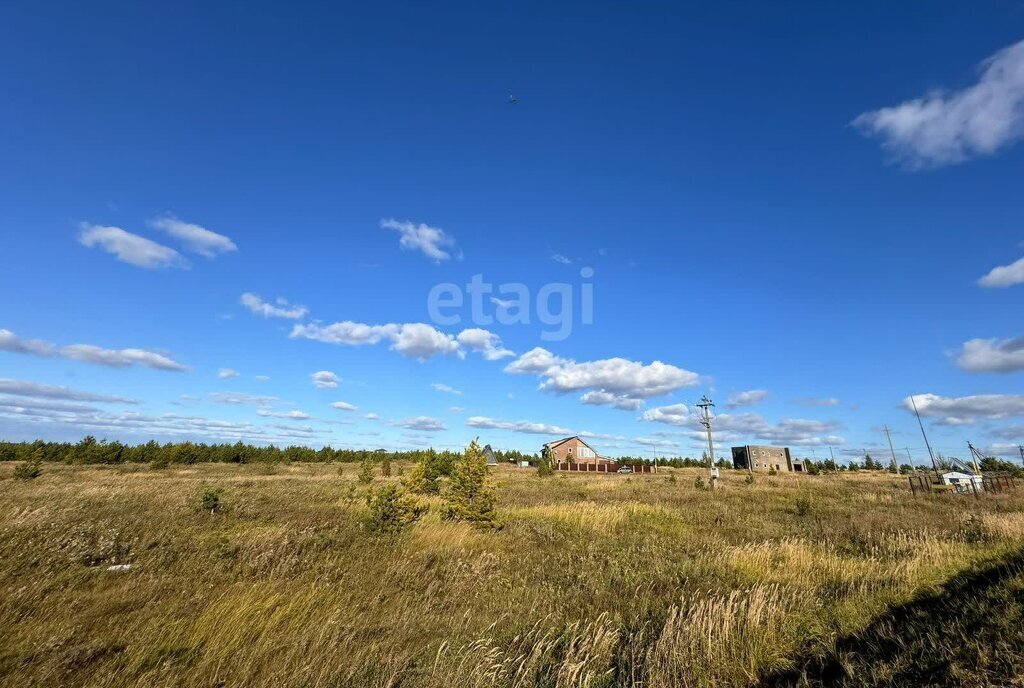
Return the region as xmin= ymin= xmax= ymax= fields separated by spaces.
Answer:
xmin=441 ymin=439 xmax=497 ymax=527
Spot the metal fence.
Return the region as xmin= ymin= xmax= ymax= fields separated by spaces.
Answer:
xmin=555 ymin=462 xmax=656 ymax=474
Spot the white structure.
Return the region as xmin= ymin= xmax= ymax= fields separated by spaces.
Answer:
xmin=941 ymin=471 xmax=984 ymax=493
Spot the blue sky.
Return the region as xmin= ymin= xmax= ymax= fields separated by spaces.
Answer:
xmin=1 ymin=1 xmax=1022 ymax=463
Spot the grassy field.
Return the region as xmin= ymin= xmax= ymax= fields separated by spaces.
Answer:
xmin=1 ymin=462 xmax=1023 ymax=687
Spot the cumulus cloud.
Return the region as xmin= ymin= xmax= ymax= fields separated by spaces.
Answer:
xmin=390 ymin=416 xmax=447 ymax=432
xmin=504 ymin=347 xmax=699 ymax=409
xmin=217 ymin=368 xmax=240 ymax=379
xmin=551 ymin=253 xmax=572 ymax=265
xmin=903 ymin=393 xmax=1024 ymax=424
xmin=240 ymin=293 xmax=309 ymax=319
xmin=726 ymin=389 xmax=769 ymax=409
xmin=978 ymin=256 xmax=1024 ymax=288
xmin=364 ymin=413 xmax=381 ymax=420
xmin=431 ymin=383 xmax=462 ymax=395
xmin=956 ymin=337 xmax=1024 ymax=373
xmin=853 ymin=39 xmax=1024 ymax=168
xmin=0 ymin=378 xmax=136 ymax=404
xmin=465 ymin=416 xmax=572 ymax=435
xmin=292 ymin=321 xmax=491 ymax=362
xmin=330 ymin=401 xmax=358 ymax=411
xmin=149 ymin=215 xmax=237 ymax=258
xmin=380 ymin=218 xmax=458 ymax=262
xmin=78 ymin=224 xmax=185 ymax=269
xmin=0 ymin=329 xmax=188 ymax=371
xmin=642 ymin=403 xmax=844 ymax=446
xmin=580 ymin=391 xmax=643 ymax=410
xmin=457 ymin=328 xmax=514 ymax=360
xmin=311 ymin=370 xmax=340 ymax=389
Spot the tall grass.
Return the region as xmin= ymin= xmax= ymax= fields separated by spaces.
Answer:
xmin=0 ymin=462 xmax=1020 ymax=687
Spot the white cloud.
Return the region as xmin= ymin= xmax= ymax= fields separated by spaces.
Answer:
xmin=726 ymin=389 xmax=769 ymax=409
xmin=330 ymin=401 xmax=358 ymax=411
xmin=240 ymin=293 xmax=309 ymax=319
xmin=254 ymin=375 xmax=271 ymax=382
xmin=978 ymin=256 xmax=1024 ymax=288
xmin=292 ymin=321 xmax=462 ymax=361
xmin=311 ymin=370 xmax=340 ymax=389
xmin=207 ymin=392 xmax=278 ymax=406
xmin=449 ymin=406 xmax=465 ymax=413
xmin=256 ymin=409 xmax=312 ymax=420
xmin=956 ymin=337 xmax=1024 ymax=373
xmin=465 ymin=416 xmax=572 ymax=435
xmin=391 ymin=323 xmax=460 ymax=360
xmin=795 ymin=397 xmax=842 ymax=407
xmin=364 ymin=413 xmax=381 ymax=420
xmin=457 ymin=328 xmax=514 ymax=360
xmin=78 ymin=224 xmax=185 ymax=269
xmin=0 ymin=378 xmax=136 ymax=404
xmin=551 ymin=253 xmax=572 ymax=265
xmin=642 ymin=403 xmax=844 ymax=447
xmin=381 ymin=218 xmax=457 ymax=262
xmin=218 ymin=368 xmax=240 ymax=379
xmin=0 ymin=329 xmax=54 ymax=356
xmin=642 ymin=403 xmax=690 ymax=425
xmin=431 ymin=383 xmax=462 ymax=395
xmin=903 ymin=393 xmax=1024 ymax=424
xmin=149 ymin=215 xmax=237 ymax=258
xmin=504 ymin=347 xmax=699 ymax=409
xmin=853 ymin=39 xmax=1024 ymax=168
xmin=291 ymin=321 xmax=397 ymax=346
xmin=0 ymin=329 xmax=188 ymax=371
xmin=580 ymin=391 xmax=643 ymax=410
xmin=390 ymin=416 xmax=447 ymax=432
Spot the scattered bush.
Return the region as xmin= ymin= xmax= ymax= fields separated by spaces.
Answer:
xmin=768 ymin=467 xmax=778 ymax=476
xmin=336 ymin=465 xmax=344 ymax=477
xmin=13 ymin=459 xmax=42 ymax=480
xmin=199 ymin=486 xmax=225 ymax=513
xmin=441 ymin=439 xmax=498 ymax=527
xmin=150 ymin=455 xmax=169 ymax=470
xmin=959 ymin=513 xmax=989 ymax=544
xmin=380 ymin=458 xmax=392 ymax=478
xmin=694 ymin=476 xmax=707 ymax=491
xmin=794 ymin=495 xmax=812 ymax=517
xmin=365 ymin=483 xmax=426 ymax=534
xmin=745 ymin=473 xmax=755 ymax=485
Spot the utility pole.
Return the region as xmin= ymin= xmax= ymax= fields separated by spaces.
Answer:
xmin=695 ymin=395 xmax=717 ymax=489
xmin=883 ymin=424 xmax=903 ymax=472
xmin=1019 ymin=444 xmax=1023 ymax=469
xmin=829 ymin=445 xmax=839 ymax=474
xmin=910 ymin=395 xmax=940 ymax=481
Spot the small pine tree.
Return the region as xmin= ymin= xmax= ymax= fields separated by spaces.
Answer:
xmin=358 ymin=458 xmax=375 ymax=484
xmin=441 ymin=439 xmax=497 ymax=527
xmin=537 ymin=446 xmax=554 ymax=477
xmin=13 ymin=456 xmax=42 ymax=480
xmin=365 ymin=483 xmax=426 ymax=534
xmin=403 ymin=458 xmax=440 ymax=495
xmin=744 ymin=472 xmax=755 ymax=485
xmin=380 ymin=457 xmax=392 ymax=477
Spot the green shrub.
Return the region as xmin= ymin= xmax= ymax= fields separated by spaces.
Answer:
xmin=794 ymin=495 xmax=812 ymax=517
xmin=768 ymin=467 xmax=778 ymax=476
xmin=745 ymin=473 xmax=755 ymax=485
xmin=380 ymin=458 xmax=392 ymax=477
xmin=336 ymin=465 xmax=344 ymax=477
xmin=694 ymin=476 xmax=707 ymax=491
xmin=199 ymin=486 xmax=224 ymax=513
xmin=150 ymin=455 xmax=169 ymax=470
xmin=441 ymin=439 xmax=498 ymax=527
xmin=365 ymin=483 xmax=426 ymax=534
xmin=13 ymin=459 xmax=42 ymax=480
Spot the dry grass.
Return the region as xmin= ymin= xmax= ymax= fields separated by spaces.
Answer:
xmin=0 ymin=462 xmax=1021 ymax=687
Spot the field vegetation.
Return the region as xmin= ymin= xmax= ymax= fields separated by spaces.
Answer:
xmin=1 ymin=444 xmax=1023 ymax=687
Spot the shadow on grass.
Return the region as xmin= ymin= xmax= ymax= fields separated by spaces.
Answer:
xmin=763 ymin=548 xmax=1024 ymax=687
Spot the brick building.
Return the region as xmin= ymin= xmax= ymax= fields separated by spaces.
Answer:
xmin=542 ymin=436 xmax=610 ymax=465
xmin=731 ymin=445 xmax=794 ymax=472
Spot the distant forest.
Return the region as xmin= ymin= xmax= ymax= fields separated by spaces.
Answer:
xmin=0 ymin=437 xmax=1020 ymax=476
